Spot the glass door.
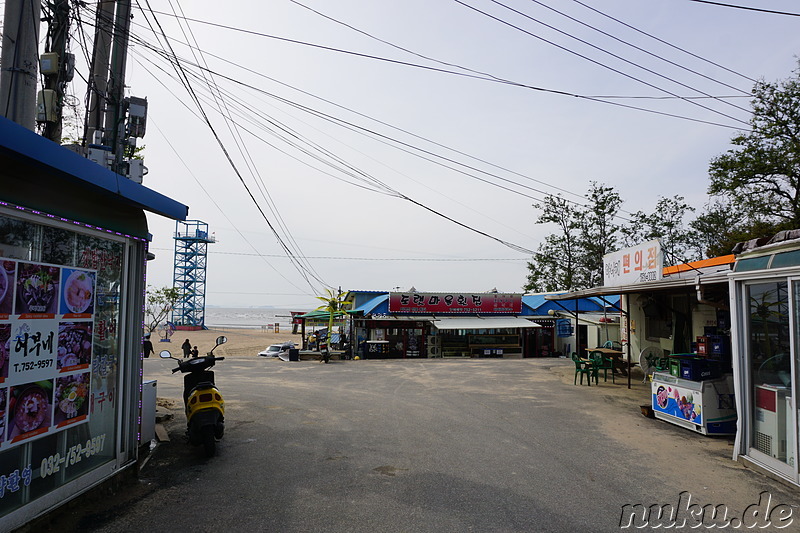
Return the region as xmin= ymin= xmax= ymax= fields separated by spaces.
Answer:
xmin=744 ymin=281 xmax=796 ymax=480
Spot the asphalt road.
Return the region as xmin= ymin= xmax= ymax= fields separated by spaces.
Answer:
xmin=40 ymin=357 xmax=800 ymax=532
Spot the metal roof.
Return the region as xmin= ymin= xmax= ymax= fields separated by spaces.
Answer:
xmin=432 ymin=317 xmax=540 ymax=329
xmin=0 ymin=115 xmax=187 ymax=222
xmin=544 ymin=266 xmax=731 ymax=301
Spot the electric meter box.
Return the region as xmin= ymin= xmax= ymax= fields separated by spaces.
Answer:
xmin=40 ymin=52 xmax=59 ymax=75
xmin=36 ymin=90 xmax=58 ymax=123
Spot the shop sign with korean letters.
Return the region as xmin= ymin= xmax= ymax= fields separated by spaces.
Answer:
xmin=603 ymin=240 xmax=663 ymax=287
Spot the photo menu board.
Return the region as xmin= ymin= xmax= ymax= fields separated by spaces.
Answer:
xmin=0 ymin=259 xmax=96 ymax=450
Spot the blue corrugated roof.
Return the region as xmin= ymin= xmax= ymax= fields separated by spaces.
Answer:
xmin=0 ymin=115 xmax=187 ymax=221
xmin=354 ymin=293 xmax=389 ymax=314
xmin=522 ymin=293 xmax=620 ymax=315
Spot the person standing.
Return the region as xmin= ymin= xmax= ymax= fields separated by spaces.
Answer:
xmin=143 ymin=335 xmax=154 ymax=358
xmin=181 ymin=338 xmax=192 ymax=358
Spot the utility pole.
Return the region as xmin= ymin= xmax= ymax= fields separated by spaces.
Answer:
xmin=40 ymin=0 xmax=73 ymax=143
xmin=86 ymin=0 xmax=115 ymax=146
xmin=0 ymin=0 xmax=42 ymax=129
xmin=105 ymin=0 xmax=132 ymax=174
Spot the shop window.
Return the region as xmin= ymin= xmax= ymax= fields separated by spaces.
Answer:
xmin=735 ymin=256 xmax=771 ymax=272
xmin=0 ymin=211 xmax=126 ymax=517
xmin=747 ymin=281 xmax=791 ymax=464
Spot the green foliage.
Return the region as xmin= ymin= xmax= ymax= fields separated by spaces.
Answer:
xmin=525 ymin=182 xmax=621 ymax=292
xmin=621 ymin=195 xmax=697 ymax=265
xmin=707 ymin=63 xmax=800 ymax=235
xmin=145 ymin=285 xmax=181 ymax=334
xmin=315 ymin=288 xmax=349 ymax=351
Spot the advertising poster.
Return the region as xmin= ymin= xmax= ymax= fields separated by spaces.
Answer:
xmin=653 ymin=383 xmax=702 ymax=425
xmin=0 ymin=259 xmax=95 ymax=449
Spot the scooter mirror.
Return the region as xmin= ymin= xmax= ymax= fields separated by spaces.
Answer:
xmin=215 ymin=335 xmax=227 ymax=346
xmin=159 ymin=350 xmax=173 ymax=359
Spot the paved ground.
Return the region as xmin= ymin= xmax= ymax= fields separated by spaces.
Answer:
xmin=33 ymin=357 xmax=800 ymax=532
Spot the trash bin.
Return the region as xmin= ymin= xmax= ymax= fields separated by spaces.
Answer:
xmin=288 ymin=348 xmax=299 ymax=361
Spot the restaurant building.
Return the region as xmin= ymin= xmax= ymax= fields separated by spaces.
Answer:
xmin=345 ymin=290 xmax=617 ymax=359
xmin=0 ymin=116 xmax=186 ymax=528
xmin=545 ymin=241 xmax=734 ymax=378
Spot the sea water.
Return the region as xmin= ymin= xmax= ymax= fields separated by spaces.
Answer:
xmin=203 ymin=307 xmax=298 ymax=330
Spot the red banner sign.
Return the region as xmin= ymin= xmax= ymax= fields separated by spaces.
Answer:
xmin=388 ymin=292 xmax=522 ymax=314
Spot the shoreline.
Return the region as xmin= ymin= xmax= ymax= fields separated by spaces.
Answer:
xmin=152 ymin=327 xmax=303 ymax=358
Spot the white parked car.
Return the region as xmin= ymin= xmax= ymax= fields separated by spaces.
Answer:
xmin=258 ymin=342 xmax=294 ymax=357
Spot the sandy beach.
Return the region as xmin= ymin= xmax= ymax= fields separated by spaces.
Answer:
xmin=154 ymin=327 xmax=303 ymax=358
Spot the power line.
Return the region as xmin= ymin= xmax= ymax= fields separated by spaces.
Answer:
xmin=137 ymin=5 xmax=744 ymax=129
xmin=151 ymin=247 xmax=528 ymax=262
xmin=135 ymin=1 xmax=330 ymax=292
xmin=684 ymin=0 xmax=800 ymax=16
xmin=527 ymin=0 xmax=750 ymax=96
xmin=455 ymin=0 xmax=750 ymax=126
xmin=570 ymin=0 xmax=757 ymax=83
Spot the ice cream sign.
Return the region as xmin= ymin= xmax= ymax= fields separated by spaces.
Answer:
xmin=603 ymin=240 xmax=663 ymax=287
xmin=0 ymin=259 xmax=95 ymax=449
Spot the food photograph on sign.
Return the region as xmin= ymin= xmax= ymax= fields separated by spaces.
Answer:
xmin=54 ymin=372 xmax=89 ymax=425
xmin=57 ymin=322 xmax=93 ymax=370
xmin=60 ymin=268 xmax=95 ymax=315
xmin=15 ymin=262 xmax=60 ymax=314
xmin=0 ymin=259 xmax=14 ymax=314
xmin=7 ymin=379 xmax=54 ymax=441
xmin=0 ymin=323 xmax=9 ymax=380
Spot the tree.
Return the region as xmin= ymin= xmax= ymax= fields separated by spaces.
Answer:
xmin=315 ymin=287 xmax=349 ymax=362
xmin=578 ymin=182 xmax=622 ymax=287
xmin=144 ymin=286 xmax=181 ymax=335
xmin=524 ymin=182 xmax=622 ymax=292
xmin=621 ymin=195 xmax=697 ymax=265
xmin=525 ymin=194 xmax=581 ymax=292
xmin=708 ymin=64 xmax=800 ymax=233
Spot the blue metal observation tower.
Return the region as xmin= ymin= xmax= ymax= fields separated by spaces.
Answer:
xmin=171 ymin=220 xmax=216 ymax=329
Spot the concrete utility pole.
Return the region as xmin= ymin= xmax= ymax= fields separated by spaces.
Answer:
xmin=105 ymin=0 xmax=132 ymax=174
xmin=86 ymin=0 xmax=116 ymax=146
xmin=0 ymin=0 xmax=42 ymax=129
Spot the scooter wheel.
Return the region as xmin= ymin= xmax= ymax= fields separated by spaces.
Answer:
xmin=202 ymin=426 xmax=216 ymax=457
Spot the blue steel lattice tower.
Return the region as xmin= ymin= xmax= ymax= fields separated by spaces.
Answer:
xmin=171 ymin=220 xmax=215 ymax=328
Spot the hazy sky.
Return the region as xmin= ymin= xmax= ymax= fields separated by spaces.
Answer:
xmin=39 ymin=1 xmax=800 ymax=309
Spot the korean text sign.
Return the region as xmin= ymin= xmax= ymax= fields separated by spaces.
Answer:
xmin=0 ymin=259 xmax=95 ymax=450
xmin=603 ymin=240 xmax=663 ymax=287
xmin=388 ymin=292 xmax=522 ymax=314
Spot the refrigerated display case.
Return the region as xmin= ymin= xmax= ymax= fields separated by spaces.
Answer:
xmin=651 ymin=371 xmax=737 ymax=435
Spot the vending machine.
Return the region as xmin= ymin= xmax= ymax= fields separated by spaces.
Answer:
xmin=651 ymin=372 xmax=737 ymax=435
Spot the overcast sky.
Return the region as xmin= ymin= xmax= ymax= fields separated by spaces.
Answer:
xmin=25 ymin=0 xmax=800 ymax=309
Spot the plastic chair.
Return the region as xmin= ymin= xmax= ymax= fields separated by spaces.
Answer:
xmin=572 ymin=353 xmax=594 ymax=386
xmin=590 ymin=351 xmax=615 ymax=383
xmin=602 ymin=340 xmax=623 ymax=350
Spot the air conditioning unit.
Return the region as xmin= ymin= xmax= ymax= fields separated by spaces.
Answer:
xmin=754 ymin=385 xmax=787 ymax=460
xmin=427 ymin=334 xmax=440 ymax=358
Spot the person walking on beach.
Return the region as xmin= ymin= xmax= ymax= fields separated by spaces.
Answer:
xmin=181 ymin=339 xmax=192 ymax=358
xmin=143 ymin=335 xmax=154 ymax=358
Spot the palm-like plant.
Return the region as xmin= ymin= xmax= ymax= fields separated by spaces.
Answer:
xmin=315 ymin=288 xmax=349 ymax=362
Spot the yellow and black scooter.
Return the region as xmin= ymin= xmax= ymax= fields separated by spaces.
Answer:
xmin=160 ymin=335 xmax=227 ymax=456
